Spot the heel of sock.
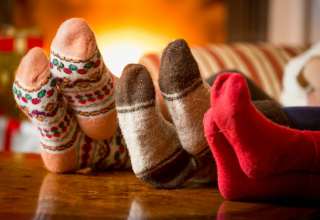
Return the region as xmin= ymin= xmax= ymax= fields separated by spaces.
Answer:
xmin=137 ymin=148 xmax=197 ymax=189
xmin=189 ymin=148 xmax=216 ymax=184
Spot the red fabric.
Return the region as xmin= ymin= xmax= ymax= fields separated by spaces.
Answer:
xmin=27 ymin=36 xmax=44 ymax=50
xmin=212 ymin=73 xmax=320 ymax=177
xmin=0 ymin=36 xmax=14 ymax=52
xmin=4 ymin=118 xmax=21 ymax=152
xmin=203 ymin=73 xmax=320 ymax=200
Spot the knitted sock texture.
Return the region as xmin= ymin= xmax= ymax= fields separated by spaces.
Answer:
xmin=116 ymin=64 xmax=197 ymax=188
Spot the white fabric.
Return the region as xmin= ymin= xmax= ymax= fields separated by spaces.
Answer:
xmin=11 ymin=121 xmax=40 ymax=153
xmin=117 ymin=104 xmax=179 ymax=174
xmin=281 ymin=43 xmax=320 ymax=106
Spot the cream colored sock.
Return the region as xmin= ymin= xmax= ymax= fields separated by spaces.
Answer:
xmin=115 ymin=64 xmax=197 ymax=188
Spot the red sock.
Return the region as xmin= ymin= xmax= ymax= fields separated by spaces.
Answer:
xmin=203 ymin=108 xmax=320 ymax=201
xmin=210 ymin=73 xmax=320 ymax=178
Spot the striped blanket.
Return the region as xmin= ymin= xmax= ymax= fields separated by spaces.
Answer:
xmin=140 ymin=43 xmax=304 ymax=101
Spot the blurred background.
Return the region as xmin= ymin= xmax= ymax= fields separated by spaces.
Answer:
xmin=0 ymin=0 xmax=319 ymax=152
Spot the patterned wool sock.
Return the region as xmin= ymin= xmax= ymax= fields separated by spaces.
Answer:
xmin=210 ymin=73 xmax=320 ymax=178
xmin=203 ymin=110 xmax=320 ymax=201
xmin=50 ymin=18 xmax=117 ymax=140
xmin=159 ymin=39 xmax=211 ymax=164
xmin=13 ymin=48 xmax=129 ymax=173
xmin=115 ymin=64 xmax=197 ymax=188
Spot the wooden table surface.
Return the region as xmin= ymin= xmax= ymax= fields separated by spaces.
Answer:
xmin=0 ymin=153 xmax=320 ymax=219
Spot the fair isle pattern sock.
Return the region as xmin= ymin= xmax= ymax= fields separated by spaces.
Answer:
xmin=90 ymin=127 xmax=130 ymax=171
xmin=13 ymin=73 xmax=129 ymax=172
xmin=159 ymin=39 xmax=211 ymax=161
xmin=50 ymin=18 xmax=117 ymax=140
xmin=115 ymin=64 xmax=197 ymax=188
xmin=13 ymin=72 xmax=82 ymax=172
xmin=210 ymin=73 xmax=320 ymax=178
xmin=49 ymin=18 xmax=129 ymax=169
xmin=50 ymin=49 xmax=115 ymax=118
xmin=13 ymin=48 xmax=129 ymax=173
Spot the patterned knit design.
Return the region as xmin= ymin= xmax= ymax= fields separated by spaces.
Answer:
xmin=50 ymin=49 xmax=116 ymax=118
xmin=13 ymin=74 xmax=129 ymax=171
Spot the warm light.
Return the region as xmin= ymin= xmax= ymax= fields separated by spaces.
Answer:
xmin=96 ymin=28 xmax=170 ymax=77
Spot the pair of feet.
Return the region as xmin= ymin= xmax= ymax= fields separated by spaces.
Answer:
xmin=115 ymin=39 xmax=214 ymax=188
xmin=204 ymin=73 xmax=320 ymax=200
xmin=13 ymin=18 xmax=129 ymax=173
xmin=13 ymin=18 xmax=213 ymax=188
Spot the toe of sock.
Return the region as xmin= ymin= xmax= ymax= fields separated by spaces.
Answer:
xmin=115 ymin=64 xmax=155 ymax=107
xmin=210 ymin=73 xmax=251 ymax=109
xmin=51 ymin=18 xmax=96 ymax=59
xmin=15 ymin=47 xmax=50 ymax=90
xmin=159 ymin=39 xmax=201 ymax=94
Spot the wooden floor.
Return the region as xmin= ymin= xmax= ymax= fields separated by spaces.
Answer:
xmin=0 ymin=153 xmax=320 ymax=219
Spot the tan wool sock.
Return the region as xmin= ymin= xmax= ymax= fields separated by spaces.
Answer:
xmin=115 ymin=64 xmax=197 ymax=188
xmin=159 ymin=39 xmax=211 ymax=163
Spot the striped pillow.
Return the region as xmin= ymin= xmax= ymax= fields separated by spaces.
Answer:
xmin=139 ymin=43 xmax=304 ymax=101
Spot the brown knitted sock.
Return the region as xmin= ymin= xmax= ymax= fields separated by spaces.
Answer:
xmin=159 ymin=39 xmax=211 ymax=162
xmin=254 ymin=100 xmax=294 ymax=127
xmin=115 ymin=64 xmax=197 ymax=188
xmin=207 ymin=71 xmax=273 ymax=101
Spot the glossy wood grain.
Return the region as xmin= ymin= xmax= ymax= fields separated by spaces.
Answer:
xmin=0 ymin=153 xmax=320 ymax=219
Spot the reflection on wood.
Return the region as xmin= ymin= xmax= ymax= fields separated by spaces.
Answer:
xmin=0 ymin=153 xmax=319 ymax=219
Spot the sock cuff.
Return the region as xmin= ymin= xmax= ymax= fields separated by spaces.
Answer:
xmin=136 ymin=148 xmax=196 ymax=188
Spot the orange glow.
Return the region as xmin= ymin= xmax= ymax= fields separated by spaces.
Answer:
xmin=96 ymin=28 xmax=170 ymax=76
xmin=29 ymin=0 xmax=226 ymax=75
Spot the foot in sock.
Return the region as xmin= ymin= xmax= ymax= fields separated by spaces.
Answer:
xmin=115 ymin=64 xmax=197 ymax=188
xmin=210 ymin=73 xmax=320 ymax=178
xmin=12 ymin=20 xmax=129 ymax=173
xmin=208 ymin=71 xmax=294 ymax=127
xmin=203 ymin=108 xmax=320 ymax=201
xmin=50 ymin=18 xmax=117 ymax=140
xmin=159 ymin=39 xmax=212 ymax=165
